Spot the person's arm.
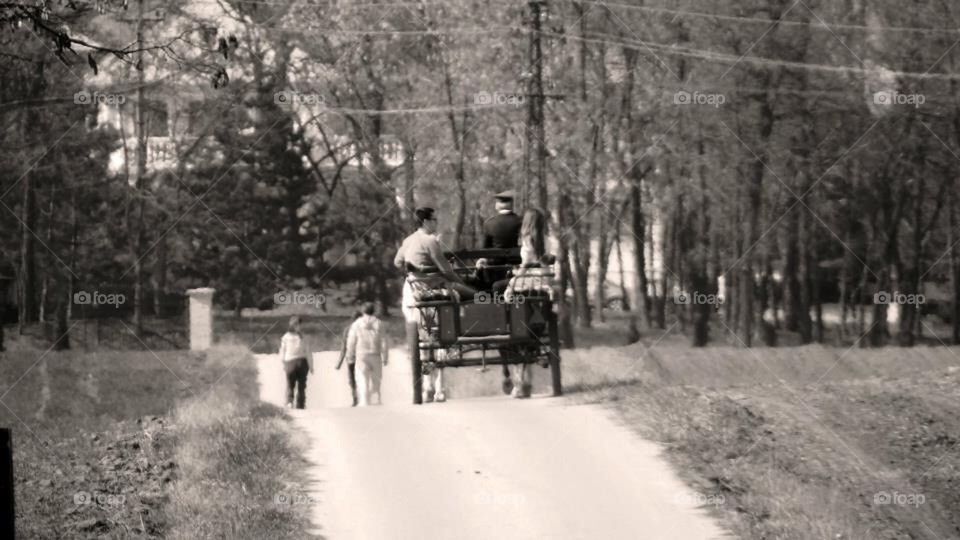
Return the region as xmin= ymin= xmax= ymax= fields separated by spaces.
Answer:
xmin=379 ymin=322 xmax=389 ymax=366
xmin=345 ymin=323 xmax=358 ymax=363
xmin=304 ymin=336 xmax=315 ymax=373
xmin=278 ymin=334 xmax=287 ymax=361
xmin=393 ymin=239 xmax=407 ymax=270
xmin=427 ymin=237 xmax=461 ymax=282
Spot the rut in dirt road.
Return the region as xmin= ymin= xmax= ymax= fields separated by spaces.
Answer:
xmin=257 ymin=350 xmax=729 ymax=540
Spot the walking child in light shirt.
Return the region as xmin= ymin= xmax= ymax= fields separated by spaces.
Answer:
xmin=278 ymin=316 xmax=314 ymax=409
xmin=335 ymin=311 xmax=363 ymax=407
xmin=346 ymin=302 xmax=389 ymax=406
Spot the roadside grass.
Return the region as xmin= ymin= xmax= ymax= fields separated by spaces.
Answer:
xmin=560 ymin=343 xmax=960 ymax=540
xmin=165 ymin=347 xmax=315 ymax=539
xmin=0 ymin=344 xmax=312 ymax=539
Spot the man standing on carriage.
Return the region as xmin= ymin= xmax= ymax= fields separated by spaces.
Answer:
xmin=395 ymin=207 xmax=477 ymax=403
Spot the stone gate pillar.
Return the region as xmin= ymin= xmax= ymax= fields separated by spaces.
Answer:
xmin=186 ymin=288 xmax=215 ymax=351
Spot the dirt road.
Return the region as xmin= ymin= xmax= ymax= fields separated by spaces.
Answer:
xmin=256 ymin=350 xmax=728 ymax=540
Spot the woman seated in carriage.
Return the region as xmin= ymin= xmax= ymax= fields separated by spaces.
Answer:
xmin=495 ymin=207 xmax=557 ymax=398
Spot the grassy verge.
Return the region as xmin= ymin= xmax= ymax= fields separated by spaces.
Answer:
xmin=0 ymin=345 xmax=312 ymax=539
xmin=165 ymin=348 xmax=314 ymax=539
xmin=558 ymin=344 xmax=960 ymax=540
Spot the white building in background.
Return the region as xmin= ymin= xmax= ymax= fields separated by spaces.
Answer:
xmin=79 ymin=0 xmax=244 ymax=179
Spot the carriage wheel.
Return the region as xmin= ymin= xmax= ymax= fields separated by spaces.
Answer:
xmin=547 ymin=312 xmax=562 ymax=396
xmin=407 ymin=321 xmax=423 ymax=404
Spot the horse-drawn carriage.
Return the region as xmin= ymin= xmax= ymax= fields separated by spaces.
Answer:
xmin=405 ymin=248 xmax=562 ymax=404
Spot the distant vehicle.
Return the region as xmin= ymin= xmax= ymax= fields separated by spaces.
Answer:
xmin=404 ymin=248 xmax=562 ymax=404
xmin=921 ymin=281 xmax=954 ymax=323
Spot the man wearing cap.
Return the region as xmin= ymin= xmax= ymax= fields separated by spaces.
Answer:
xmin=480 ymin=191 xmax=523 ymax=395
xmin=395 ymin=207 xmax=476 ymax=403
xmin=482 ymin=190 xmax=523 ymax=249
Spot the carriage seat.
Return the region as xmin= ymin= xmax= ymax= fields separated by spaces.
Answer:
xmin=406 ymin=263 xmax=467 ymax=304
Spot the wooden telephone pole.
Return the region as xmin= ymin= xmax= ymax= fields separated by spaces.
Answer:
xmin=522 ymin=1 xmax=563 ymax=213
xmin=524 ymin=0 xmax=548 ymax=213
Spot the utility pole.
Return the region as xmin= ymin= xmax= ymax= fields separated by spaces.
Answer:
xmin=523 ymin=0 xmax=563 ymax=213
xmin=524 ymin=0 xmax=547 ymax=212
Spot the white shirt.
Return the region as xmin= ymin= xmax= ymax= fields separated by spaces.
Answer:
xmin=346 ymin=315 xmax=389 ymax=364
xmin=278 ymin=332 xmax=310 ymax=362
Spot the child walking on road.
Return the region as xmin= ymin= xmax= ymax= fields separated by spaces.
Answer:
xmin=335 ymin=311 xmax=363 ymax=406
xmin=279 ymin=316 xmax=314 ymax=409
xmin=346 ymin=303 xmax=389 ymax=406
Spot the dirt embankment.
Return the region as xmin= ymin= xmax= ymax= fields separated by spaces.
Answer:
xmin=18 ymin=415 xmax=176 ymax=538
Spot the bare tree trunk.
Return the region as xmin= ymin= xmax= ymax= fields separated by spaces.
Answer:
xmin=20 ymin=169 xmax=37 ymax=324
xmin=442 ymin=63 xmax=469 ymax=250
xmin=555 ymin=191 xmax=576 ymax=347
xmin=594 ymin=211 xmax=610 ymax=323
xmin=620 ymin=46 xmax=651 ymax=329
xmin=152 ymin=236 xmax=167 ymax=317
xmin=797 ymin=205 xmax=813 ymax=343
xmin=615 ymin=222 xmax=631 ymax=312
xmin=740 ymin=112 xmax=773 ymax=347
xmin=838 ymin=231 xmax=851 ymax=343
xmin=571 ymin=237 xmax=592 ymax=329
xmin=952 ymin=197 xmax=960 ymax=345
xmin=689 ymin=134 xmax=711 ymax=346
xmin=629 ymin=180 xmax=650 ymax=328
xmin=782 ymin=206 xmax=806 ymax=335
xmin=655 ymin=203 xmax=670 ymax=330
xmin=132 ymin=0 xmax=148 ymax=338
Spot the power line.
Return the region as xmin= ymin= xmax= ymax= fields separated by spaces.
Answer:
xmin=564 ymin=0 xmax=960 ymax=36
xmin=313 ymin=102 xmax=526 ymax=116
xmin=183 ymin=0 xmax=960 ymax=36
xmin=537 ymin=29 xmax=960 ymax=82
xmin=315 ymin=26 xmax=517 ymax=36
